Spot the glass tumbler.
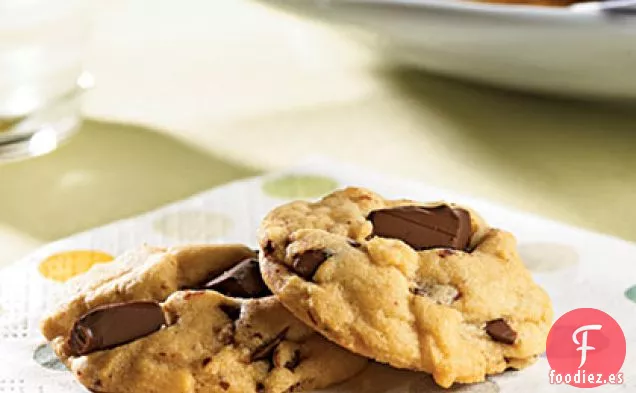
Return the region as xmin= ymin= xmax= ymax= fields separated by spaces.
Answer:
xmin=0 ymin=0 xmax=92 ymax=161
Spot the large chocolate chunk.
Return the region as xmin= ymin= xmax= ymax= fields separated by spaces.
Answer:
xmin=69 ymin=301 xmax=166 ymax=356
xmin=367 ymin=205 xmax=471 ymax=250
xmin=205 ymin=258 xmax=272 ymax=298
xmin=292 ymin=250 xmax=332 ymax=279
xmin=485 ymin=319 xmax=517 ymax=345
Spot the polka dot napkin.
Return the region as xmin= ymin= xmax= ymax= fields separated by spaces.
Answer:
xmin=0 ymin=158 xmax=634 ymax=392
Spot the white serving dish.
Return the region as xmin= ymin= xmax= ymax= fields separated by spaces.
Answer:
xmin=259 ymin=0 xmax=636 ymax=99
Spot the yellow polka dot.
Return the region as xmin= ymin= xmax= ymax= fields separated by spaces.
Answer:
xmin=38 ymin=250 xmax=114 ymax=282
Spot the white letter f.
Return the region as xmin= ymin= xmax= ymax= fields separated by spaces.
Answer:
xmin=572 ymin=324 xmax=602 ymax=368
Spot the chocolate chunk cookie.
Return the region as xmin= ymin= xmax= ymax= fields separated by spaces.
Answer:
xmin=41 ymin=244 xmax=367 ymax=393
xmin=258 ymin=187 xmax=553 ymax=388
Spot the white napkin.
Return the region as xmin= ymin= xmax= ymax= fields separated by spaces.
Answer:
xmin=0 ymin=158 xmax=634 ymax=392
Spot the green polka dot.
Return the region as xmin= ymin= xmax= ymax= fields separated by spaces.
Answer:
xmin=518 ymin=243 xmax=579 ymax=272
xmin=625 ymin=285 xmax=636 ymax=303
xmin=33 ymin=343 xmax=67 ymax=371
xmin=153 ymin=210 xmax=232 ymax=241
xmin=262 ymin=174 xmax=338 ymax=199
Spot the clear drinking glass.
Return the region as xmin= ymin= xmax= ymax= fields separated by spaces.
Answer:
xmin=0 ymin=0 xmax=92 ymax=161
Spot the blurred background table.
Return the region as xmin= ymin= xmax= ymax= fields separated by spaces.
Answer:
xmin=1 ymin=0 xmax=635 ymax=267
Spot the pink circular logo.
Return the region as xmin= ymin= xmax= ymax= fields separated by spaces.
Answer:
xmin=546 ymin=308 xmax=626 ymax=388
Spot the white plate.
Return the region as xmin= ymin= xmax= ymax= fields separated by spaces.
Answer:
xmin=258 ymin=0 xmax=636 ymax=99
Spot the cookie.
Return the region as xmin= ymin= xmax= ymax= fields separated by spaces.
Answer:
xmin=41 ymin=244 xmax=367 ymax=393
xmin=258 ymin=187 xmax=553 ymax=388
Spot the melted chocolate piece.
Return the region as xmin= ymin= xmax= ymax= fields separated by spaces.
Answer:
xmin=205 ymin=258 xmax=271 ymax=298
xmin=69 ymin=301 xmax=166 ymax=356
xmin=367 ymin=205 xmax=471 ymax=250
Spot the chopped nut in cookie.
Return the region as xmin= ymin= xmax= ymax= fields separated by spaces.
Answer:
xmin=410 ymin=282 xmax=460 ymax=305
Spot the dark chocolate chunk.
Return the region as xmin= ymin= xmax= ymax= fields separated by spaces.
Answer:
xmin=367 ymin=205 xmax=471 ymax=250
xmin=220 ymin=381 xmax=230 ymax=390
xmin=292 ymin=250 xmax=332 ymax=279
xmin=251 ymin=328 xmax=288 ymax=362
xmin=256 ymin=382 xmax=266 ymax=393
xmin=485 ymin=319 xmax=517 ymax=345
xmin=204 ymin=258 xmax=272 ymax=298
xmin=69 ymin=301 xmax=166 ymax=356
